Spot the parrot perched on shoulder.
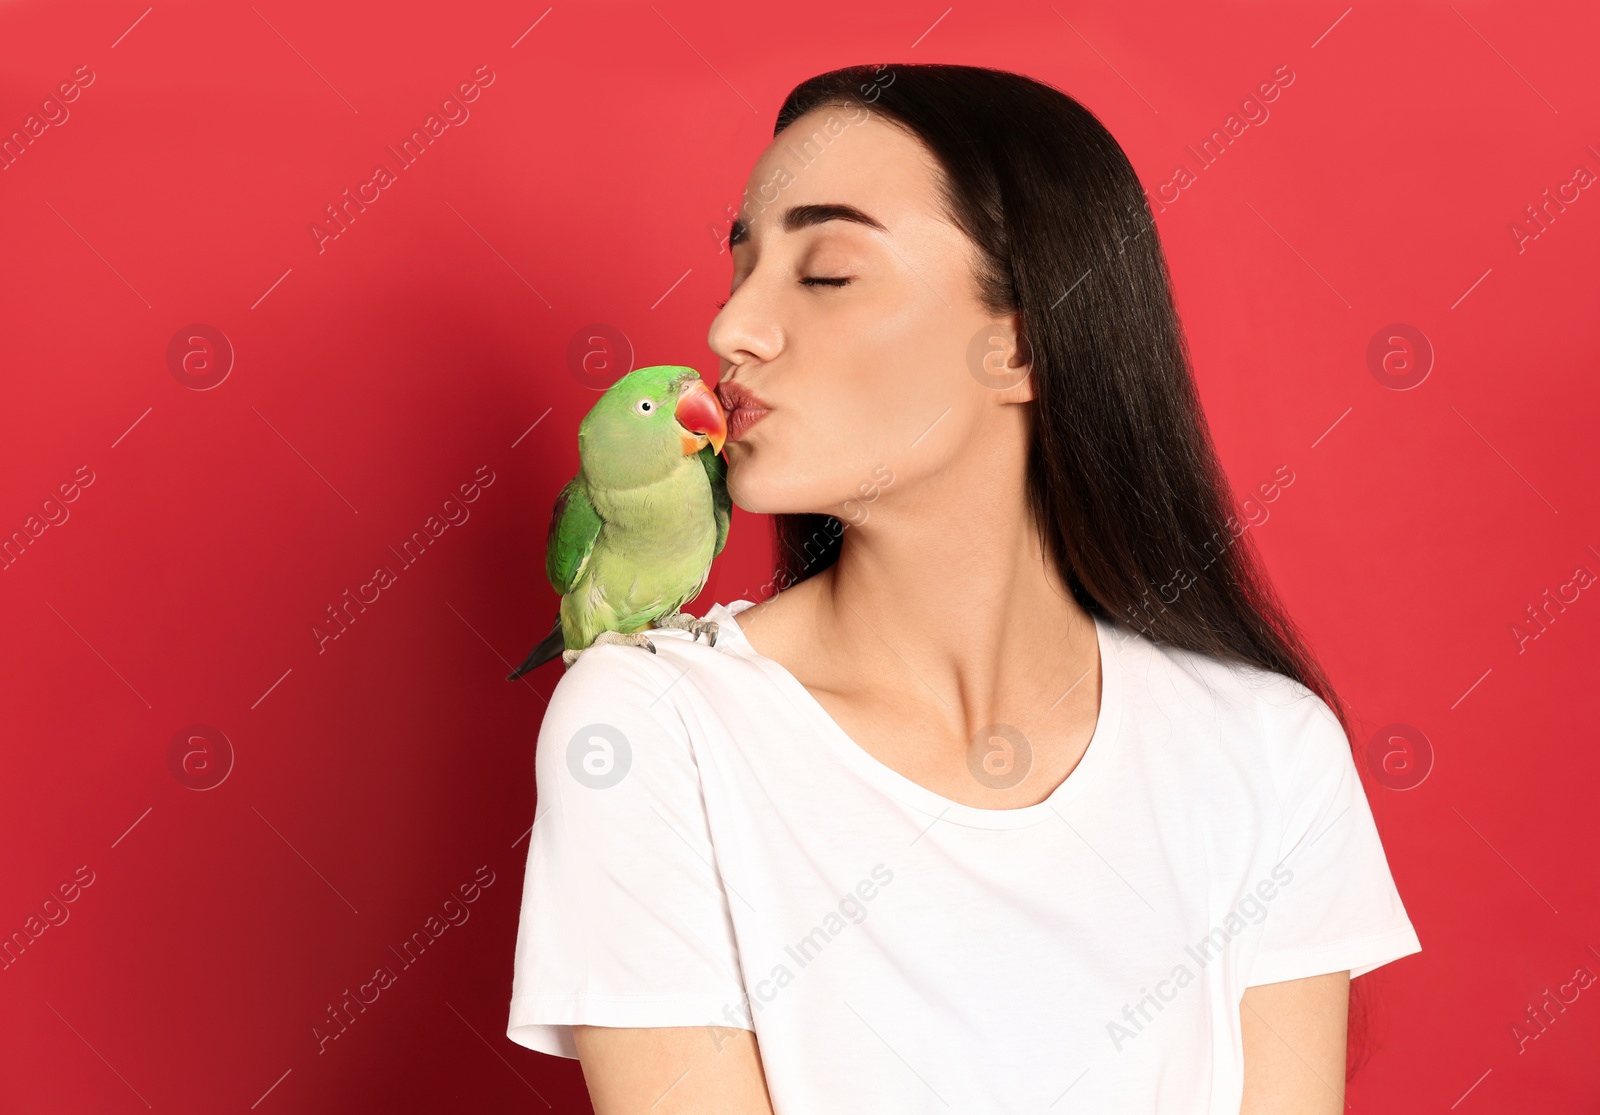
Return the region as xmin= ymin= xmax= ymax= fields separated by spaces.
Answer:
xmin=507 ymin=364 xmax=731 ymax=678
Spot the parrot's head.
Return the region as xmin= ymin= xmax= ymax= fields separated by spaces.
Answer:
xmin=577 ymin=365 xmax=728 ymax=488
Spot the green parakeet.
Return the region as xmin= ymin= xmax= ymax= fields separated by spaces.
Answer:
xmin=507 ymin=364 xmax=731 ymax=678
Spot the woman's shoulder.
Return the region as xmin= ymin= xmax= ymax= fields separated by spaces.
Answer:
xmin=545 ymin=602 xmax=757 ymax=716
xmin=531 ymin=641 xmax=706 ymax=806
xmin=1116 ymin=619 xmax=1314 ymax=706
xmin=1116 ymin=620 xmax=1344 ymax=774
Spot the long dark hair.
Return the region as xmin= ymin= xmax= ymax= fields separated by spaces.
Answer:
xmin=769 ymin=63 xmax=1379 ymax=1077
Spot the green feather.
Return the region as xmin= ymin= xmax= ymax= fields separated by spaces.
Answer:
xmin=545 ymin=477 xmax=602 ymax=595
xmin=508 ymin=365 xmax=730 ymax=678
xmin=698 ymin=441 xmax=731 ymax=559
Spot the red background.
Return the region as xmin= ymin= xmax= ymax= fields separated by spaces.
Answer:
xmin=2 ymin=0 xmax=1596 ymax=1110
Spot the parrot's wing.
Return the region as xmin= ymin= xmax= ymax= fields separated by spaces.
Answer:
xmin=699 ymin=444 xmax=732 ymax=559
xmin=545 ymin=477 xmax=604 ymax=595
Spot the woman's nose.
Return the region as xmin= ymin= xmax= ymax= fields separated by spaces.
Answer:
xmin=708 ymin=289 xmax=783 ymax=367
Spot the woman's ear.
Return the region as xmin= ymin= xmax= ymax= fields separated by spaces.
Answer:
xmin=966 ymin=313 xmax=1033 ymax=402
xmin=1008 ymin=323 xmax=1034 ymax=404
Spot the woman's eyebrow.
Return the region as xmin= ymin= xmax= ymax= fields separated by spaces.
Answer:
xmin=728 ymin=203 xmax=886 ymax=247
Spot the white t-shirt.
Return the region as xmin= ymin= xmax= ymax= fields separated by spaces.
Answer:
xmin=506 ymin=599 xmax=1421 ymax=1113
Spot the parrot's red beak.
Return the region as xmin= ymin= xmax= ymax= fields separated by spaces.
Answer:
xmin=674 ymin=378 xmax=727 ymax=456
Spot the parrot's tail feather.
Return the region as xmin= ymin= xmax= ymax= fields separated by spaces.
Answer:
xmin=507 ymin=616 xmax=565 ymax=680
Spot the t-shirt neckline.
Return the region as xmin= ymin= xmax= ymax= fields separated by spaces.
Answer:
xmin=710 ymin=598 xmax=1126 ymax=831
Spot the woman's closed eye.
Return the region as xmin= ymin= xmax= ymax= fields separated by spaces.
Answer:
xmin=715 ymin=275 xmax=855 ymax=307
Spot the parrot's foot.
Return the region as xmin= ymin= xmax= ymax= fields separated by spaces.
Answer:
xmin=561 ymin=629 xmax=658 ymax=670
xmin=655 ymin=611 xmax=719 ymax=647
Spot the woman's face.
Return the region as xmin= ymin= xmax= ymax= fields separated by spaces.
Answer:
xmin=708 ymin=105 xmax=1030 ymax=519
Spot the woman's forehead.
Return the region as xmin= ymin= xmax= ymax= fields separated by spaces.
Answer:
xmin=735 ymin=111 xmax=942 ymax=237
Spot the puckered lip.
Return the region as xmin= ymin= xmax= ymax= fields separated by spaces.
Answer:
xmin=716 ymin=380 xmax=770 ymax=415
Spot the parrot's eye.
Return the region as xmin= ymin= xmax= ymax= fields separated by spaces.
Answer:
xmin=634 ymin=398 xmax=655 ymax=415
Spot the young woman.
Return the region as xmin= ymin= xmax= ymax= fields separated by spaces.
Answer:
xmin=507 ymin=63 xmax=1421 ymax=1113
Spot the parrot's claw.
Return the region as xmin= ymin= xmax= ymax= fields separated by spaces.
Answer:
xmin=654 ymin=612 xmax=719 ymax=647
xmin=564 ymin=629 xmax=658 ymax=670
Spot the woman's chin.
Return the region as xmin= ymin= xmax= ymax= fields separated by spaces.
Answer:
xmin=726 ymin=470 xmax=794 ymax=517
xmin=728 ymin=485 xmax=778 ymax=516
xmin=724 ymin=449 xmax=835 ymax=517
xmin=723 ymin=466 xmax=764 ymax=514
